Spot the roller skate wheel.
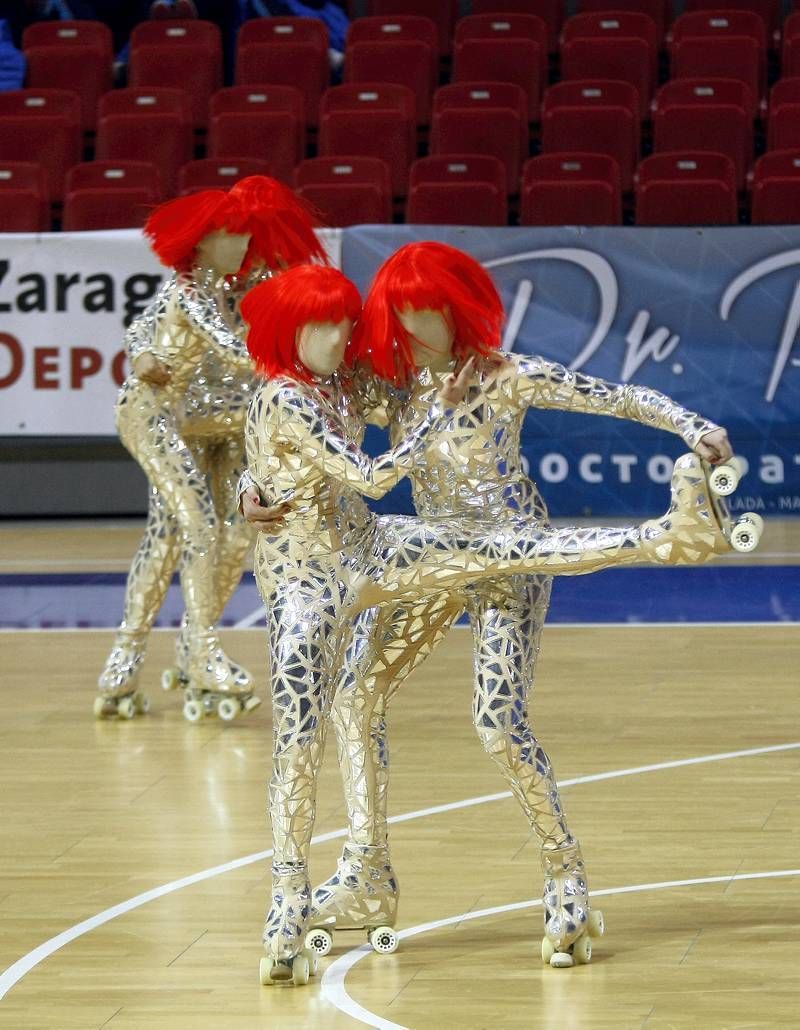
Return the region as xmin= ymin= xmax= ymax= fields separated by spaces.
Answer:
xmin=573 ymin=934 xmax=592 ymax=965
xmin=161 ymin=668 xmax=180 ymax=692
xmin=541 ymin=937 xmax=555 ymax=964
xmin=369 ymin=925 xmax=398 ymax=954
xmin=739 ymin=512 xmax=764 ymax=534
xmin=183 ymin=699 xmax=204 ymax=723
xmin=117 ymin=696 xmax=137 ymax=720
xmin=588 ymin=909 xmax=605 ymax=938
xmin=305 ymin=927 xmax=333 ymax=957
xmin=731 ymin=519 xmax=761 ymax=553
xmin=133 ymin=691 xmax=150 ymax=715
xmin=93 ymin=696 xmax=109 ymax=719
xmin=550 ymin=951 xmax=574 ymax=968
xmin=709 ymin=460 xmax=742 ymax=497
xmin=217 ymin=697 xmax=239 ymax=722
xmin=244 ymin=694 xmax=262 ymax=712
xmin=302 ymin=948 xmax=319 ymax=976
xmin=292 ymin=954 xmax=310 ymax=986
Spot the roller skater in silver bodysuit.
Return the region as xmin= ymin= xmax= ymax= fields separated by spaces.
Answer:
xmin=287 ymin=243 xmax=739 ymax=968
xmin=240 ymin=263 xmax=740 ymax=985
xmin=95 ymin=177 xmax=327 ymax=722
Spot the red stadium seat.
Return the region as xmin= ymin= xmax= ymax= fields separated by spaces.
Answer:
xmin=768 ymin=78 xmax=800 ymax=150
xmin=453 ymin=15 xmax=548 ymax=117
xmin=236 ymin=17 xmax=329 ymax=127
xmin=541 ymin=80 xmax=639 ymax=190
xmin=62 ymin=161 xmax=161 ymax=230
xmin=635 ymin=152 xmax=738 ymax=224
xmin=577 ymin=0 xmax=670 ymax=40
xmin=22 ymin=21 xmax=113 ymax=132
xmin=345 ymin=17 xmax=437 ymax=123
xmin=470 ymin=0 xmax=565 ymax=53
xmin=0 ymin=90 xmax=81 ymax=201
xmin=431 ymin=82 xmax=528 ymax=193
xmin=781 ymin=14 xmax=800 ymax=77
xmin=95 ymin=88 xmax=193 ymax=197
xmin=129 ymin=20 xmax=222 ymax=130
xmin=294 ymin=156 xmax=392 ymax=225
xmin=367 ymin=0 xmax=458 ymax=56
xmin=751 ymin=150 xmax=800 ymax=223
xmin=407 ymin=154 xmax=508 ymax=225
xmin=561 ymin=12 xmax=658 ymax=116
xmin=652 ymin=79 xmax=754 ymax=189
xmin=179 ymin=157 xmax=276 ymax=194
xmin=669 ymin=11 xmax=767 ymax=104
xmin=0 ymin=161 xmax=49 ymax=231
xmin=208 ymin=86 xmax=305 ymax=183
xmin=684 ymin=0 xmax=780 ymax=38
xmin=319 ymin=84 xmax=416 ymax=196
xmin=521 ymin=152 xmax=622 ymax=224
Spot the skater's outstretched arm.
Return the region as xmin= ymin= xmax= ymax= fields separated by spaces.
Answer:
xmin=508 ymin=353 xmax=731 ymax=457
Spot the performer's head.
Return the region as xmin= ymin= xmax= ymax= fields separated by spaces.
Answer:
xmin=242 ymin=264 xmax=362 ymax=383
xmin=350 ymin=241 xmax=504 ymax=385
xmin=144 ymin=175 xmax=327 ymax=276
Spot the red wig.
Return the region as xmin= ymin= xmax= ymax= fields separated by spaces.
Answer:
xmin=350 ymin=241 xmax=505 ymax=385
xmin=241 ymin=264 xmax=362 ymax=383
xmin=144 ymin=176 xmax=327 ymax=273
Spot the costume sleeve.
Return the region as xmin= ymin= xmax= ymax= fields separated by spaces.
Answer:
xmin=513 ymin=354 xmax=720 ymax=448
xmin=124 ymin=278 xmax=173 ymax=364
xmin=349 ymin=367 xmax=404 ymax=428
xmin=273 ymin=384 xmax=452 ymax=500
xmin=175 ymin=275 xmax=253 ymax=373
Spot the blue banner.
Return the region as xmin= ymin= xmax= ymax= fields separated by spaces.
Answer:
xmin=342 ymin=226 xmax=800 ymax=517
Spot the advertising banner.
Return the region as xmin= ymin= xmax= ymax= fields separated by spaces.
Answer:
xmin=0 ymin=228 xmax=341 ymax=436
xmin=343 ymin=226 xmax=800 ymax=517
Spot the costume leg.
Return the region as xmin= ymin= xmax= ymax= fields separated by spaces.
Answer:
xmin=309 ymin=595 xmax=462 ymax=954
xmin=259 ymin=572 xmax=348 ymax=983
xmin=118 ymin=386 xmax=250 ymax=716
xmin=95 ymin=484 xmax=180 ymax=718
xmin=468 ymin=576 xmax=603 ymax=967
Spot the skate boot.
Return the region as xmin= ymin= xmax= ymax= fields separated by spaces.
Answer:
xmin=307 ymin=842 xmax=399 ymax=957
xmin=640 ymin=453 xmax=763 ymax=565
xmin=260 ymin=862 xmax=319 ymax=986
xmin=94 ymin=630 xmax=150 ymax=719
xmin=540 ymin=841 xmax=604 ymax=968
xmin=163 ymin=622 xmax=261 ymax=723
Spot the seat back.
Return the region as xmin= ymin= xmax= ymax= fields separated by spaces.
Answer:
xmin=22 ymin=20 xmax=112 ymax=54
xmin=521 ymin=152 xmax=622 ymax=224
xmin=294 ymin=156 xmax=392 ymax=225
xmin=470 ymin=0 xmax=565 ymax=51
xmin=635 ymin=151 xmax=737 ymax=224
xmin=367 ymin=0 xmax=458 ymax=55
xmin=0 ymin=160 xmax=49 ymax=230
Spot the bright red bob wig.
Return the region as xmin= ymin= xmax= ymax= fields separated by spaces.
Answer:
xmin=144 ymin=176 xmax=327 ymax=273
xmin=241 ymin=264 xmax=362 ymax=383
xmin=349 ymin=241 xmax=505 ymax=385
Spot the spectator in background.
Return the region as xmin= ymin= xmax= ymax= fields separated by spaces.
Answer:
xmin=0 ymin=18 xmax=25 ymax=90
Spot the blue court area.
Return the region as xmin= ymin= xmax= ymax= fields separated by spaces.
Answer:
xmin=1 ymin=565 xmax=797 ymax=629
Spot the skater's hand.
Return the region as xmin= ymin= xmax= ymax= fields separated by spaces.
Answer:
xmin=241 ymin=487 xmax=292 ymax=531
xmin=438 ymin=356 xmax=475 ymax=408
xmin=696 ymin=428 xmax=733 ymax=465
xmin=134 ymin=352 xmax=171 ymax=387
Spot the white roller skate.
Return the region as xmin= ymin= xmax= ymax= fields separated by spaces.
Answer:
xmin=306 ymin=842 xmax=399 ymax=957
xmin=540 ymin=842 xmax=604 ymax=968
xmin=162 ymin=622 xmax=261 ymax=723
xmin=94 ymin=630 xmax=150 ymax=719
xmin=640 ymin=453 xmax=763 ymax=564
xmin=260 ymin=863 xmax=319 ymax=987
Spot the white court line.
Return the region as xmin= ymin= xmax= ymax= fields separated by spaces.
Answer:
xmin=1 ymin=740 xmax=798 ymax=1001
xmin=321 ymin=869 xmax=800 ymax=1030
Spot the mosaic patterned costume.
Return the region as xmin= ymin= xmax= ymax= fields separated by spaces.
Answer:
xmin=246 ymin=362 xmax=722 ymax=974
xmin=311 ymin=353 xmax=721 ymax=962
xmin=96 ymin=267 xmax=264 ymax=717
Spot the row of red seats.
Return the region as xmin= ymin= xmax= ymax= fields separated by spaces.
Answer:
xmin=5 ymin=73 xmax=800 ymax=203
xmin=19 ymin=8 xmax=800 ymax=132
xmin=3 ymin=149 xmax=798 ymax=232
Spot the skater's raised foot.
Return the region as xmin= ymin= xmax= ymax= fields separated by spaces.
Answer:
xmin=541 ymin=840 xmax=599 ymax=964
xmin=308 ymin=842 xmax=399 ymax=954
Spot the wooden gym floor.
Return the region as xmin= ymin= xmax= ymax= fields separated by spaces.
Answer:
xmin=0 ymin=520 xmax=798 ymax=1030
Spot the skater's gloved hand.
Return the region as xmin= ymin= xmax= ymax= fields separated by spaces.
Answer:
xmin=438 ymin=356 xmax=475 ymax=407
xmin=133 ymin=352 xmax=171 ymax=387
xmin=241 ymin=487 xmax=292 ymax=531
xmin=695 ymin=428 xmax=733 ymax=465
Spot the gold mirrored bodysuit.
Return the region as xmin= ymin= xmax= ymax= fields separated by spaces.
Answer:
xmin=246 ymin=362 xmax=723 ymax=975
xmin=96 ymin=267 xmax=266 ymax=717
xmin=312 ymin=353 xmax=720 ymax=962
